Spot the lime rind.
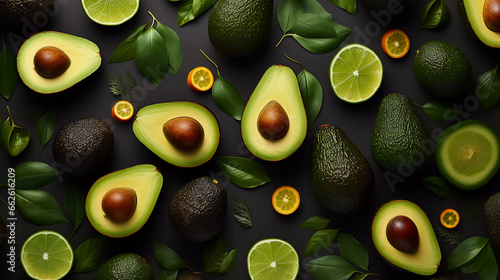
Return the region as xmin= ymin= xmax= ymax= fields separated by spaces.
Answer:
xmin=81 ymin=0 xmax=140 ymax=26
xmin=247 ymin=238 xmax=299 ymax=280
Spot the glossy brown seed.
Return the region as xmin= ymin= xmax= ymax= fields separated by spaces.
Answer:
xmin=102 ymin=187 xmax=137 ymax=223
xmin=163 ymin=117 xmax=204 ymax=151
xmin=257 ymin=100 xmax=289 ymax=140
xmin=484 ymin=0 xmax=500 ymax=32
xmin=386 ymin=215 xmax=420 ymax=253
xmin=33 ymin=46 xmax=71 ymax=78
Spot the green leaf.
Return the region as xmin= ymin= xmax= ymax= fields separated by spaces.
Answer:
xmin=304 ymin=229 xmax=339 ymax=256
xmin=156 ymin=22 xmax=183 ymax=75
xmin=418 ymin=101 xmax=459 ymax=121
xmin=153 ymin=241 xmax=188 ymax=271
xmin=331 ymin=0 xmax=356 ymax=14
xmin=292 ymin=22 xmax=351 ymax=53
xmin=36 ymin=110 xmax=56 ymax=153
xmin=233 ymin=196 xmax=252 ymax=228
xmin=456 ymin=241 xmax=491 ymax=274
xmin=351 ymin=274 xmax=370 ymax=280
xmin=292 ymin=13 xmax=337 ymax=38
xmin=476 ymin=63 xmax=500 ymax=112
xmin=72 ymin=236 xmax=106 ymax=273
xmin=159 ymin=270 xmax=179 ymax=280
xmin=447 ymin=236 xmax=489 ymax=271
xmin=16 ymin=189 xmax=68 ymax=225
xmin=192 ymin=0 xmax=217 ymax=17
xmin=421 ymin=176 xmax=451 ymax=198
xmin=3 ymin=106 xmax=30 ymax=157
xmin=302 ymin=0 xmax=332 ymax=19
xmin=219 ymin=249 xmax=238 ymax=274
xmin=134 ymin=27 xmax=169 ymax=86
xmin=421 ymin=0 xmax=450 ymax=29
xmin=297 ymin=69 xmax=322 ymax=128
xmin=306 ymin=255 xmax=357 ymax=280
xmin=300 ymin=216 xmax=331 ymax=230
xmin=277 ymin=0 xmax=303 ymax=33
xmin=65 ymin=184 xmax=86 ymax=238
xmin=215 ymin=156 xmax=272 ymax=188
xmin=478 ymin=244 xmax=498 ymax=280
xmin=108 ymin=23 xmax=148 ymax=63
xmin=337 ymin=233 xmax=369 ymax=271
xmin=203 ymin=236 xmax=237 ymax=274
xmin=0 ymin=39 xmax=17 ymax=99
xmin=178 ymin=0 xmax=196 ymax=27
xmin=211 ymin=76 xmax=245 ymax=120
xmin=2 ymin=161 xmax=58 ymax=189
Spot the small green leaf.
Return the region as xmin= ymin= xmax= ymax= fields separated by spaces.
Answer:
xmin=331 ymin=0 xmax=356 ymax=14
xmin=302 ymin=0 xmax=333 ymax=19
xmin=153 ymin=241 xmax=188 ymax=271
xmin=292 ymin=22 xmax=351 ymax=53
xmin=476 ymin=63 xmax=500 ymax=112
xmin=16 ymin=189 xmax=68 ymax=225
xmin=203 ymin=236 xmax=237 ymax=274
xmin=178 ymin=0 xmax=196 ymax=26
xmin=277 ymin=0 xmax=304 ymax=33
xmin=215 ymin=156 xmax=272 ymax=188
xmin=72 ymin=236 xmax=106 ymax=273
xmin=159 ymin=270 xmax=179 ymax=280
xmin=36 ymin=110 xmax=56 ymax=153
xmin=3 ymin=106 xmax=30 ymax=157
xmin=233 ymin=196 xmax=252 ymax=228
xmin=421 ymin=176 xmax=451 ymax=199
xmin=65 ymin=184 xmax=86 ymax=238
xmin=421 ymin=0 xmax=450 ymax=29
xmin=134 ymin=26 xmax=169 ymax=86
xmin=337 ymin=233 xmax=369 ymax=271
xmin=292 ymin=13 xmax=337 ymax=38
xmin=456 ymin=241 xmax=491 ymax=274
xmin=306 ymin=255 xmax=357 ymax=280
xmin=212 ymin=76 xmax=245 ymax=121
xmin=418 ymin=101 xmax=459 ymax=121
xmin=478 ymin=244 xmax=498 ymax=280
xmin=297 ymin=69 xmax=323 ymax=128
xmin=108 ymin=23 xmax=148 ymax=63
xmin=192 ymin=0 xmax=217 ymax=18
xmin=3 ymin=161 xmax=58 ymax=190
xmin=300 ymin=216 xmax=331 ymax=230
xmin=0 ymin=39 xmax=18 ymax=99
xmin=447 ymin=236 xmax=489 ymax=271
xmin=156 ymin=22 xmax=183 ymax=74
xmin=304 ymin=229 xmax=339 ymax=256
xmin=219 ymin=249 xmax=238 ymax=274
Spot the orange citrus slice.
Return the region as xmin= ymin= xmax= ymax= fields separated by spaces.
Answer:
xmin=112 ymin=100 xmax=134 ymax=123
xmin=187 ymin=66 xmax=214 ymax=92
xmin=381 ymin=29 xmax=410 ymax=59
xmin=272 ymin=186 xmax=300 ymax=215
xmin=440 ymin=208 xmax=460 ymax=229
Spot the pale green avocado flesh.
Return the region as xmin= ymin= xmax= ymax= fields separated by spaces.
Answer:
xmin=461 ymin=0 xmax=500 ymax=47
xmin=133 ymin=102 xmax=220 ymax=167
xmin=86 ymin=164 xmax=163 ymax=238
xmin=17 ymin=31 xmax=101 ymax=94
xmin=241 ymin=65 xmax=307 ymax=161
xmin=372 ymin=200 xmax=441 ymax=276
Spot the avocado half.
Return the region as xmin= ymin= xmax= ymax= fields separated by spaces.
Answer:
xmin=17 ymin=31 xmax=101 ymax=94
xmin=133 ymin=102 xmax=220 ymax=168
xmin=86 ymin=164 xmax=163 ymax=238
xmin=372 ymin=200 xmax=441 ymax=276
xmin=458 ymin=0 xmax=500 ymax=47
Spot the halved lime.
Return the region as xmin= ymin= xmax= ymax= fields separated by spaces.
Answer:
xmin=247 ymin=238 xmax=299 ymax=280
xmin=21 ymin=231 xmax=74 ymax=280
xmin=81 ymin=0 xmax=139 ymax=26
xmin=436 ymin=119 xmax=500 ymax=190
xmin=329 ymin=43 xmax=383 ymax=103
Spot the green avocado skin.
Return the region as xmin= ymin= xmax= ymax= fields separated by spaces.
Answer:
xmin=484 ymin=192 xmax=500 ymax=249
xmin=169 ymin=176 xmax=227 ymax=243
xmin=311 ymin=124 xmax=374 ymax=214
xmin=208 ymin=0 xmax=273 ymax=57
xmin=371 ymin=93 xmax=429 ymax=175
xmin=95 ymin=253 xmax=153 ymax=280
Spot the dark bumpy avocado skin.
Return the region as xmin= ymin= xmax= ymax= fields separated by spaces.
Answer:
xmin=311 ymin=124 xmax=374 ymax=214
xmin=484 ymin=192 xmax=500 ymax=248
xmin=371 ymin=93 xmax=429 ymax=174
xmin=0 ymin=0 xmax=54 ymax=27
xmin=95 ymin=253 xmax=153 ymax=280
xmin=169 ymin=176 xmax=227 ymax=242
xmin=53 ymin=117 xmax=114 ymax=177
xmin=208 ymin=0 xmax=273 ymax=57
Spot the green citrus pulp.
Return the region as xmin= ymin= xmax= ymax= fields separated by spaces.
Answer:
xmin=247 ymin=238 xmax=299 ymax=280
xmin=81 ymin=0 xmax=139 ymax=26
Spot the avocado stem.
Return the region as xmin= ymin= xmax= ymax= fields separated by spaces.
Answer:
xmin=283 ymin=53 xmax=304 ymax=70
xmin=200 ymin=49 xmax=221 ymax=76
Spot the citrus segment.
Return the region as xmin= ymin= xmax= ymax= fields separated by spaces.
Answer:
xmin=81 ymin=0 xmax=139 ymax=26
xmin=382 ymin=29 xmax=410 ymax=58
xmin=440 ymin=208 xmax=460 ymax=228
xmin=272 ymin=186 xmax=300 ymax=215
xmin=112 ymin=100 xmax=134 ymax=123
xmin=329 ymin=44 xmax=383 ymax=103
xmin=21 ymin=230 xmax=74 ymax=280
xmin=187 ymin=66 xmax=214 ymax=92
xmin=247 ymin=238 xmax=299 ymax=280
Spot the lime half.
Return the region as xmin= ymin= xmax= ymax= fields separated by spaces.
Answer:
xmin=21 ymin=231 xmax=74 ymax=280
xmin=330 ymin=43 xmax=383 ymax=103
xmin=81 ymin=0 xmax=139 ymax=26
xmin=247 ymin=238 xmax=299 ymax=280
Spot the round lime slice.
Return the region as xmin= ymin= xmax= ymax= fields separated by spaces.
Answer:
xmin=21 ymin=230 xmax=74 ymax=280
xmin=329 ymin=43 xmax=383 ymax=103
xmin=247 ymin=238 xmax=299 ymax=280
xmin=81 ymin=0 xmax=139 ymax=26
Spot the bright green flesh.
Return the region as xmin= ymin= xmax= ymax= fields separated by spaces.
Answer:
xmin=330 ymin=43 xmax=383 ymax=103
xmin=21 ymin=231 xmax=73 ymax=280
xmin=81 ymin=0 xmax=139 ymax=25
xmin=247 ymin=239 xmax=299 ymax=280
xmin=437 ymin=120 xmax=500 ymax=190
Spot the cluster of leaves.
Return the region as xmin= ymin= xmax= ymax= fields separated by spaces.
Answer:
xmin=1 ymin=106 xmax=30 ymax=157
xmin=0 ymin=38 xmax=17 ymax=100
xmin=447 ymin=236 xmax=498 ymax=279
xmin=414 ymin=101 xmax=459 ymax=122
xmin=421 ymin=0 xmax=449 ymax=29
xmin=154 ymin=236 xmax=237 ymax=279
xmin=422 ymin=176 xmax=451 ymax=198
xmin=476 ymin=62 xmax=500 ymax=112
xmin=233 ymin=196 xmax=252 ymax=228
xmin=215 ymin=156 xmax=272 ymax=188
xmin=301 ymin=216 xmax=376 ymax=279
xmin=109 ymin=12 xmax=182 ymax=87
xmin=276 ymin=0 xmax=351 ymax=53
xmin=106 ymin=71 xmax=137 ymax=97
xmin=169 ymin=0 xmax=217 ymax=26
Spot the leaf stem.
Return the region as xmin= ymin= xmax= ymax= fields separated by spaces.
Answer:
xmin=284 ymin=53 xmax=304 ymax=70
xmin=148 ymin=11 xmax=158 ymax=26
xmin=275 ymin=34 xmax=293 ymax=48
xmin=200 ymin=49 xmax=221 ymax=76
xmin=6 ymin=105 xmax=14 ymax=126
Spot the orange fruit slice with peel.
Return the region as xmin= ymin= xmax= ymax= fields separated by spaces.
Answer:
xmin=272 ymin=186 xmax=300 ymax=215
xmin=440 ymin=208 xmax=460 ymax=229
xmin=187 ymin=66 xmax=214 ymax=92
xmin=112 ymin=100 xmax=134 ymax=123
xmin=381 ymin=29 xmax=410 ymax=59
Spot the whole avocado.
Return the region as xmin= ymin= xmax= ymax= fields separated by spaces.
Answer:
xmin=484 ymin=192 xmax=500 ymax=248
xmin=95 ymin=253 xmax=153 ymax=280
xmin=0 ymin=0 xmax=54 ymax=27
xmin=208 ymin=0 xmax=273 ymax=57
xmin=53 ymin=117 xmax=114 ymax=177
xmin=169 ymin=176 xmax=227 ymax=242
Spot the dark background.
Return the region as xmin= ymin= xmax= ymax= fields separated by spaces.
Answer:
xmin=1 ymin=0 xmax=500 ymax=279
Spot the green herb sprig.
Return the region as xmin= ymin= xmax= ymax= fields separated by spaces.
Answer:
xmin=106 ymin=71 xmax=137 ymax=97
xmin=437 ymin=227 xmax=460 ymax=246
xmin=233 ymin=197 xmax=252 ymax=228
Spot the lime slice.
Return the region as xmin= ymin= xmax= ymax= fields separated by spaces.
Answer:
xmin=21 ymin=231 xmax=74 ymax=280
xmin=247 ymin=238 xmax=299 ymax=280
xmin=81 ymin=0 xmax=139 ymax=26
xmin=329 ymin=43 xmax=383 ymax=103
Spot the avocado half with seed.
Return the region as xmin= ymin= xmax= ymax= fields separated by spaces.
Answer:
xmin=458 ymin=0 xmax=500 ymax=47
xmin=17 ymin=31 xmax=101 ymax=94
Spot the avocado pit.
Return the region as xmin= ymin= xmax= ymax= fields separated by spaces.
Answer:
xmin=102 ymin=187 xmax=137 ymax=223
xmin=484 ymin=0 xmax=500 ymax=32
xmin=386 ymin=215 xmax=419 ymax=253
xmin=33 ymin=46 xmax=71 ymax=78
xmin=257 ymin=100 xmax=290 ymax=140
xmin=163 ymin=117 xmax=204 ymax=151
